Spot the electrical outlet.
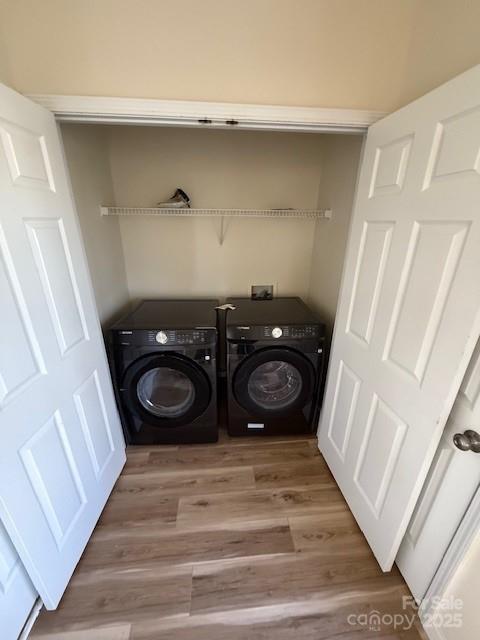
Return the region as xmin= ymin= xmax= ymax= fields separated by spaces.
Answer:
xmin=251 ymin=285 xmax=273 ymax=300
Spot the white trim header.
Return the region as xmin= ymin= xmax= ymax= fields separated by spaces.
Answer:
xmin=28 ymin=94 xmax=385 ymax=133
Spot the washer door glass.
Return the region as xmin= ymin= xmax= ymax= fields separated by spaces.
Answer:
xmin=247 ymin=360 xmax=303 ymax=410
xmin=137 ymin=367 xmax=195 ymax=418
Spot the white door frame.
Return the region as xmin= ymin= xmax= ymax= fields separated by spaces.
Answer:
xmin=27 ymin=94 xmax=385 ymax=133
xmin=420 ymin=488 xmax=480 ymax=639
xmin=29 ymin=87 xmax=476 ymax=636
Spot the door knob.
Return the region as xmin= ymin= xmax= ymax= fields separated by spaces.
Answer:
xmin=453 ymin=429 xmax=480 ymax=453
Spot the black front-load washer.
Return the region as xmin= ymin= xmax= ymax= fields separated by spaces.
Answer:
xmin=108 ymin=299 xmax=219 ymax=444
xmin=226 ymin=297 xmax=326 ymax=436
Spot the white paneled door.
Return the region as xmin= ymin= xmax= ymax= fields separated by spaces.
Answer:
xmin=0 ymin=522 xmax=37 ymax=638
xmin=0 ymin=83 xmax=126 ymax=610
xmin=318 ymin=65 xmax=480 ymax=570
xmin=397 ymin=338 xmax=480 ymax=600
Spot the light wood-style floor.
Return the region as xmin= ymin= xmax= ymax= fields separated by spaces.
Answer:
xmin=31 ymin=432 xmax=423 ymax=639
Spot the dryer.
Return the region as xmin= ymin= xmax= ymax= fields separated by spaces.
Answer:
xmin=226 ymin=297 xmax=326 ymax=436
xmin=108 ymin=299 xmax=218 ymax=444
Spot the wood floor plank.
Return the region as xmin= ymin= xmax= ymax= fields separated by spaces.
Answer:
xmin=33 ymin=562 xmax=192 ymax=631
xmin=177 ymin=484 xmax=346 ymax=527
xmin=309 ymin=438 xmax=320 ymax=452
xmin=122 ymin=445 xmax=178 ymax=469
xmin=253 ymin=459 xmax=335 ymax=489
xmin=97 ymin=492 xmax=179 ymax=527
xmin=113 ymin=465 xmax=255 ymax=498
xmin=129 ymin=576 xmax=417 ymax=639
xmin=130 ymin=623 xmax=421 ymax=640
xmin=289 ymin=513 xmax=372 ymax=557
xmin=79 ymin=519 xmax=294 ymax=569
xmin=32 ymin=625 xmax=132 ymax=640
xmin=31 ymin=437 xmax=422 ymax=640
xmin=190 ymin=552 xmax=389 ymax=614
xmin=124 ymin=440 xmax=317 ymax=475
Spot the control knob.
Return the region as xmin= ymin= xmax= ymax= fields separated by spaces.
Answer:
xmin=271 ymin=327 xmax=283 ymax=339
xmin=155 ymin=331 xmax=168 ymax=344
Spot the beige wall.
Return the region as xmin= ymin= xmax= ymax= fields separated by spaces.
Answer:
xmin=308 ymin=134 xmax=363 ymax=336
xmin=402 ymin=0 xmax=480 ymax=105
xmin=0 ymin=18 xmax=11 ymax=85
xmin=440 ymin=532 xmax=480 ymax=640
xmin=61 ymin=124 xmax=129 ymax=326
xmin=108 ymin=126 xmax=328 ymax=301
xmin=0 ymin=0 xmax=413 ymax=111
xmin=2 ymin=1 xmax=480 ymax=111
xmin=62 ymin=124 xmax=362 ymax=319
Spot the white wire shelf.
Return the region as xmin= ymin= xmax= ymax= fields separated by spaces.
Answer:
xmin=100 ymin=206 xmax=332 ymax=219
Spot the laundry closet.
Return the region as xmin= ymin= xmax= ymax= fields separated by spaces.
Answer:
xmin=2 ymin=66 xmax=479 ymax=639
xmin=58 ymin=122 xmax=480 ymax=598
xmin=59 ymin=122 xmax=363 ymax=334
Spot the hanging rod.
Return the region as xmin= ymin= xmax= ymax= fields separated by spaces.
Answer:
xmin=100 ymin=206 xmax=332 ymax=219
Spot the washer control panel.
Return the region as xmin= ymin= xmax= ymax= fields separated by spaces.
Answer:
xmin=147 ymin=329 xmax=211 ymax=345
xmin=114 ymin=328 xmax=215 ymax=346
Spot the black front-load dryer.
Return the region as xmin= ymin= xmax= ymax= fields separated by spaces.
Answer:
xmin=226 ymin=297 xmax=326 ymax=436
xmin=108 ymin=299 xmax=219 ymax=444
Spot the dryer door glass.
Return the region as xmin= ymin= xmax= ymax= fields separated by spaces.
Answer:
xmin=247 ymin=360 xmax=302 ymax=410
xmin=137 ymin=367 xmax=195 ymax=418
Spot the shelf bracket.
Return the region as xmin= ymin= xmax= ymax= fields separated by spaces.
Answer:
xmin=218 ymin=215 xmax=230 ymax=246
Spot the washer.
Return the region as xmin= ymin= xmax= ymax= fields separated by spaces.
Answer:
xmin=226 ymin=297 xmax=326 ymax=436
xmin=108 ymin=299 xmax=218 ymax=444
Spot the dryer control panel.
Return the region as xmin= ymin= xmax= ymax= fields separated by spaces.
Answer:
xmin=112 ymin=328 xmax=216 ymax=346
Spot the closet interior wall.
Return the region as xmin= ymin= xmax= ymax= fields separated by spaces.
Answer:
xmin=308 ymin=134 xmax=363 ymax=336
xmin=62 ymin=124 xmax=130 ymax=326
xmin=61 ymin=123 xmax=362 ymax=330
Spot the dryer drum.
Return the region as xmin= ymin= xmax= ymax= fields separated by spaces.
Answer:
xmin=137 ymin=367 xmax=195 ymax=418
xmin=233 ymin=347 xmax=315 ymax=417
xmin=123 ymin=353 xmax=212 ymax=428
